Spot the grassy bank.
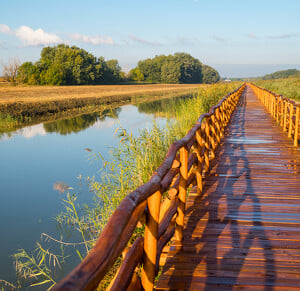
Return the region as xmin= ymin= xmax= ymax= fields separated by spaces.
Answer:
xmin=253 ymin=77 xmax=300 ymax=101
xmin=3 ymin=82 xmax=240 ymax=290
xmin=0 ymin=84 xmax=202 ymax=133
xmin=0 ymin=91 xmax=195 ymax=133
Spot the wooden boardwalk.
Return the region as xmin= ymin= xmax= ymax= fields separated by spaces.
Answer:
xmin=156 ymin=85 xmax=300 ymax=290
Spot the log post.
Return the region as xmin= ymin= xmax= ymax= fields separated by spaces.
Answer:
xmin=204 ymin=121 xmax=210 ymax=172
xmin=294 ymin=106 xmax=299 ymax=147
xmin=283 ymin=101 xmax=288 ymax=132
xmin=175 ymin=146 xmax=188 ymax=241
xmin=280 ymin=99 xmax=284 ymax=126
xmin=141 ymin=189 xmax=162 ymax=290
xmin=288 ymin=103 xmax=294 ymax=138
xmin=276 ymin=97 xmax=280 ymax=123
xmin=210 ymin=115 xmax=216 ymax=159
xmin=215 ymin=108 xmax=221 ymax=145
xmin=195 ymin=130 xmax=204 ymax=195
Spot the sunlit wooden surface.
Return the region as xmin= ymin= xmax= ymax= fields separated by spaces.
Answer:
xmin=157 ymin=85 xmax=300 ymax=290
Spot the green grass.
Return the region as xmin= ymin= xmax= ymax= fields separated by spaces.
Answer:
xmin=254 ymin=77 xmax=300 ymax=101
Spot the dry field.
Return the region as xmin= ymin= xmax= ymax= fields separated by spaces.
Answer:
xmin=0 ymin=84 xmax=202 ymax=105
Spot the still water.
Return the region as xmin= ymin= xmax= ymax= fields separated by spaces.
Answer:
xmin=0 ymin=99 xmax=172 ymax=284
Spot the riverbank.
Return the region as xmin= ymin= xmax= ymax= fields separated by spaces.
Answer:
xmin=0 ymin=84 xmax=202 ymax=132
xmin=0 ymin=84 xmax=202 ymax=104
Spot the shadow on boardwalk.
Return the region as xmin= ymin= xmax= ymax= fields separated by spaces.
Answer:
xmin=158 ymin=88 xmax=277 ymax=290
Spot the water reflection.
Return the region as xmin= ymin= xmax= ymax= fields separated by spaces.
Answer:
xmin=136 ymin=95 xmax=191 ymax=115
xmin=44 ymin=108 xmax=121 ymax=135
xmin=0 ymin=95 xmax=190 ymax=140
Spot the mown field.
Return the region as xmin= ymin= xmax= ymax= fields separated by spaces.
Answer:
xmin=0 ymin=84 xmax=202 ymax=104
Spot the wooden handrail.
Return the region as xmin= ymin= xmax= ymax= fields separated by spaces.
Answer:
xmin=249 ymin=83 xmax=300 ymax=147
xmin=53 ymin=83 xmax=246 ymax=291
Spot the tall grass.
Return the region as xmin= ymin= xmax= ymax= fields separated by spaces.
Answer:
xmin=4 ymin=82 xmax=240 ymax=289
xmin=254 ymin=77 xmax=300 ymax=101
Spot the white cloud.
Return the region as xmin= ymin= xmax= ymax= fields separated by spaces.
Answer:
xmin=94 ymin=119 xmax=116 ymax=130
xmin=20 ymin=124 xmax=47 ymax=138
xmin=0 ymin=24 xmax=62 ymax=46
xmin=128 ymin=34 xmax=162 ymax=46
xmin=0 ymin=24 xmax=12 ymax=34
xmin=70 ymin=33 xmax=114 ymax=45
xmin=0 ymin=23 xmax=115 ymax=47
xmin=15 ymin=25 xmax=62 ymax=46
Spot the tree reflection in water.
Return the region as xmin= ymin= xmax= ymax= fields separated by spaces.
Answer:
xmin=43 ymin=108 xmax=121 ymax=135
xmin=136 ymin=95 xmax=191 ymax=116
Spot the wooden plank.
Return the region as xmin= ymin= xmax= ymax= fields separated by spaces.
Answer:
xmin=156 ymin=85 xmax=300 ymax=290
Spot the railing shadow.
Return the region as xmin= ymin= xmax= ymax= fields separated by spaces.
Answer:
xmin=162 ymin=86 xmax=276 ymax=290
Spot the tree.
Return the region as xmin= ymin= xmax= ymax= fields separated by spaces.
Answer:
xmin=161 ymin=60 xmax=181 ymax=83
xmin=136 ymin=53 xmax=204 ymax=84
xmin=16 ymin=44 xmax=123 ymax=86
xmin=128 ymin=68 xmax=144 ymax=82
xmin=1 ymin=57 xmax=21 ymax=84
xmin=105 ymin=59 xmax=122 ymax=83
xmin=202 ymin=65 xmax=220 ymax=84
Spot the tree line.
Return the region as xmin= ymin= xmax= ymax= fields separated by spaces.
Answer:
xmin=262 ymin=69 xmax=300 ymax=80
xmin=7 ymin=44 xmax=220 ymax=85
xmin=128 ymin=53 xmax=220 ymax=84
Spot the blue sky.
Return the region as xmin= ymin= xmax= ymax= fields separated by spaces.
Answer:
xmin=0 ymin=0 xmax=299 ymax=77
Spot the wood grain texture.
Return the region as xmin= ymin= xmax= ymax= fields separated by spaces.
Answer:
xmin=157 ymin=85 xmax=300 ymax=290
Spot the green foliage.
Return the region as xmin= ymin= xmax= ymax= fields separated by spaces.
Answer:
xmin=254 ymin=77 xmax=300 ymax=101
xmin=105 ymin=60 xmax=122 ymax=83
xmin=201 ymin=65 xmax=221 ymax=84
xmin=135 ymin=53 xmax=220 ymax=84
xmin=128 ymin=68 xmax=145 ymax=82
xmin=262 ymin=69 xmax=300 ymax=80
xmin=17 ymin=44 xmax=123 ymax=85
xmin=137 ymin=52 xmax=206 ymax=84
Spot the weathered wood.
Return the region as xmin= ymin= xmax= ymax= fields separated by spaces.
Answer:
xmin=127 ymin=272 xmax=142 ymax=291
xmin=158 ymin=196 xmax=178 ymax=238
xmin=288 ymin=103 xmax=294 ymax=137
xmin=175 ymin=146 xmax=188 ymax=241
xmin=52 ymin=200 xmax=147 ymax=291
xmin=108 ymin=237 xmax=143 ymax=290
xmin=157 ymin=85 xmax=300 ymax=290
xmin=142 ymin=190 xmax=162 ymax=290
xmin=294 ymin=106 xmax=299 ymax=147
xmin=156 ymin=220 xmax=176 ymax=275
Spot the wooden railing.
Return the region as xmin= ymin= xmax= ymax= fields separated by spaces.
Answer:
xmin=249 ymin=83 xmax=300 ymax=147
xmin=53 ymin=84 xmax=246 ymax=291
